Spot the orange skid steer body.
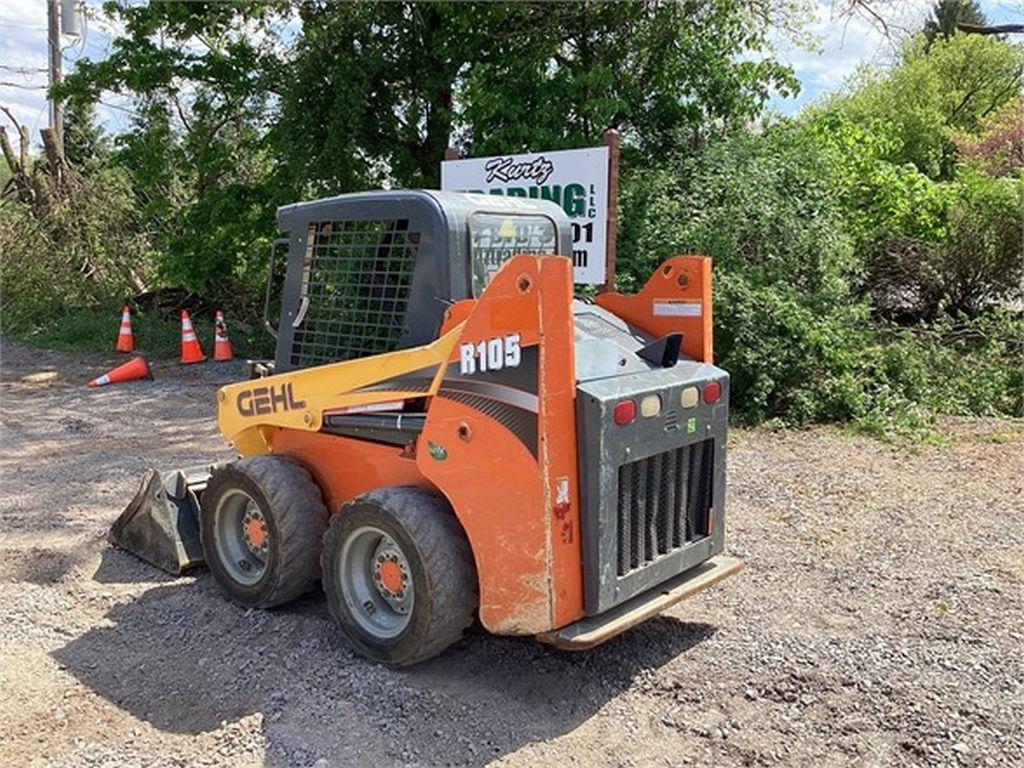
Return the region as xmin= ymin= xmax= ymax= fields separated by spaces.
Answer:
xmin=111 ymin=190 xmax=741 ymax=665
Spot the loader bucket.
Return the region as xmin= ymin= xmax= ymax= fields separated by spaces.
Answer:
xmin=108 ymin=467 xmax=210 ymax=574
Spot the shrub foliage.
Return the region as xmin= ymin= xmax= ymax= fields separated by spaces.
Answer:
xmin=1 ymin=168 xmax=152 ymax=328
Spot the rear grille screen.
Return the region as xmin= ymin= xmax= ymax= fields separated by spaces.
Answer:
xmin=616 ymin=440 xmax=714 ymax=576
xmin=289 ymin=219 xmax=418 ymax=367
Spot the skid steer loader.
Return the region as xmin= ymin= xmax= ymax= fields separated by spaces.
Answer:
xmin=111 ymin=190 xmax=742 ymax=665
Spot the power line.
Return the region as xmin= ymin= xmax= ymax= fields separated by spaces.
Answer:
xmin=0 ymin=81 xmax=47 ymax=90
xmin=0 ymin=22 xmax=48 ymax=32
xmin=0 ymin=65 xmax=49 ymax=74
xmin=97 ymin=98 xmax=143 ymax=118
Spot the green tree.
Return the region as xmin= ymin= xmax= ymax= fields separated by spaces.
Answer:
xmin=806 ymin=31 xmax=1023 ymax=321
xmin=277 ymin=1 xmax=798 ymax=191
xmin=57 ymin=0 xmax=799 ymax=296
xmin=924 ymin=0 xmax=987 ymax=45
xmin=63 ymin=102 xmax=111 ymax=169
xmin=274 ymin=2 xmax=510 ymax=193
xmin=819 ymin=32 xmax=1023 ymax=178
xmin=56 ymin=1 xmax=285 ymax=298
xmin=459 ymin=1 xmax=797 ymax=159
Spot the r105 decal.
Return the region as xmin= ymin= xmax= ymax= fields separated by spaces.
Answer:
xmin=459 ymin=333 xmax=521 ymax=375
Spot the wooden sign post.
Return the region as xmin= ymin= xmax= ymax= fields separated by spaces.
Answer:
xmin=601 ymin=128 xmax=620 ymax=293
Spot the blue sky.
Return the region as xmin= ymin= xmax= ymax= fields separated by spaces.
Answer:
xmin=1 ymin=0 xmax=1021 ymax=148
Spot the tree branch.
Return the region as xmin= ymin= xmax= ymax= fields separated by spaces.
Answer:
xmin=171 ymin=89 xmax=192 ymax=132
xmin=0 ymin=104 xmax=21 ymax=131
xmin=0 ymin=126 xmax=17 ymax=174
xmin=957 ymin=23 xmax=1024 ymax=36
xmin=0 ymin=105 xmax=35 ymax=204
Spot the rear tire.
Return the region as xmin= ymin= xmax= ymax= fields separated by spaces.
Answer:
xmin=201 ymin=455 xmax=328 ymax=608
xmin=321 ymin=486 xmax=478 ymax=666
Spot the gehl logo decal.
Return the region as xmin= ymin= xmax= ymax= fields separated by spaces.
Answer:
xmin=459 ymin=333 xmax=521 ymax=375
xmin=237 ymin=383 xmax=307 ymax=417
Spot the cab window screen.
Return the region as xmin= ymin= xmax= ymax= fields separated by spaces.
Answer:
xmin=469 ymin=214 xmax=557 ymax=296
xmin=289 ymin=219 xmax=417 ymax=367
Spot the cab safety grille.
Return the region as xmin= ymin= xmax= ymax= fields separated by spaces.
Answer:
xmin=616 ymin=440 xmax=714 ymax=576
xmin=289 ymin=218 xmax=418 ymax=368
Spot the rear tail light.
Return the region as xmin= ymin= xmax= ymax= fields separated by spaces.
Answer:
xmin=613 ymin=400 xmax=636 ymax=425
xmin=704 ymin=380 xmax=721 ymax=404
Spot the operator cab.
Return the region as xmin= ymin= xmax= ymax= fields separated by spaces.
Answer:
xmin=272 ymin=190 xmax=573 ymax=373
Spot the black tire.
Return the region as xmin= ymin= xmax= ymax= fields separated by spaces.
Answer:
xmin=321 ymin=486 xmax=478 ymax=666
xmin=201 ymin=455 xmax=328 ymax=608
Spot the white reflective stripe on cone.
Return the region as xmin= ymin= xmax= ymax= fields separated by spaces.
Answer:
xmin=93 ymin=374 xmax=111 ymax=386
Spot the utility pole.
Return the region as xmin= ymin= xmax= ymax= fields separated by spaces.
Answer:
xmin=46 ymin=0 xmax=63 ymax=155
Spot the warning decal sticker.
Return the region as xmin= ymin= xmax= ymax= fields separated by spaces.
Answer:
xmin=652 ymin=300 xmax=702 ymax=317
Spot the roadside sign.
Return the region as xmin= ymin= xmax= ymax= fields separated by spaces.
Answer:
xmin=442 ymin=145 xmax=611 ymax=285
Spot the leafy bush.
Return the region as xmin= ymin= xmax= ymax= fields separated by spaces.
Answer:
xmin=621 ymin=125 xmax=861 ymax=294
xmin=107 ymin=100 xmax=279 ymax=309
xmin=934 ymin=171 xmax=1023 ymax=316
xmin=954 ymin=96 xmax=1024 ymax=178
xmin=619 ymin=124 xmax=876 ymax=425
xmin=820 ymin=33 xmax=1024 ymax=179
xmin=885 ymin=311 xmax=1024 ymax=419
xmin=713 ymin=274 xmax=876 ymax=425
xmin=618 ymin=118 xmax=1023 ymax=436
xmin=1 ymin=169 xmax=154 ymax=332
xmin=805 ymin=112 xmax=1023 ymax=322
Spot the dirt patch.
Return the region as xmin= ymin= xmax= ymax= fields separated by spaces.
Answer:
xmin=0 ymin=547 xmax=84 ymax=585
xmin=1 ymin=339 xmax=1022 ymax=767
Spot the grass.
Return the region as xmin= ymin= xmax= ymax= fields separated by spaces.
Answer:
xmin=4 ymin=307 xmax=276 ymax=361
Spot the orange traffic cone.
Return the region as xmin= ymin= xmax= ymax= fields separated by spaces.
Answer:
xmin=88 ymin=356 xmax=152 ymax=387
xmin=116 ymin=306 xmax=134 ymax=353
xmin=180 ymin=310 xmax=206 ymax=364
xmin=213 ymin=310 xmax=233 ymax=362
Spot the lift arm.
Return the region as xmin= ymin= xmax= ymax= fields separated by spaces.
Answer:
xmin=217 ymin=325 xmax=464 ymax=456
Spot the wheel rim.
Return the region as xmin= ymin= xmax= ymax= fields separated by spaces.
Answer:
xmin=213 ymin=489 xmax=269 ymax=586
xmin=338 ymin=525 xmax=413 ymax=639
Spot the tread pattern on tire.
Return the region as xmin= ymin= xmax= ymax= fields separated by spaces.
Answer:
xmin=204 ymin=455 xmax=328 ymax=608
xmin=321 ymin=486 xmax=478 ymax=665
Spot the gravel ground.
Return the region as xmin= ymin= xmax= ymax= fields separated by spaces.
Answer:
xmin=1 ymin=340 xmax=1022 ymax=768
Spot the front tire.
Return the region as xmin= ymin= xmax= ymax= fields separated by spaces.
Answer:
xmin=321 ymin=486 xmax=478 ymax=666
xmin=201 ymin=456 xmax=328 ymax=608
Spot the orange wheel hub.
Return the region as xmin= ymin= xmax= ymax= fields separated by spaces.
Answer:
xmin=246 ymin=518 xmax=267 ymax=549
xmin=379 ymin=559 xmax=404 ymax=595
